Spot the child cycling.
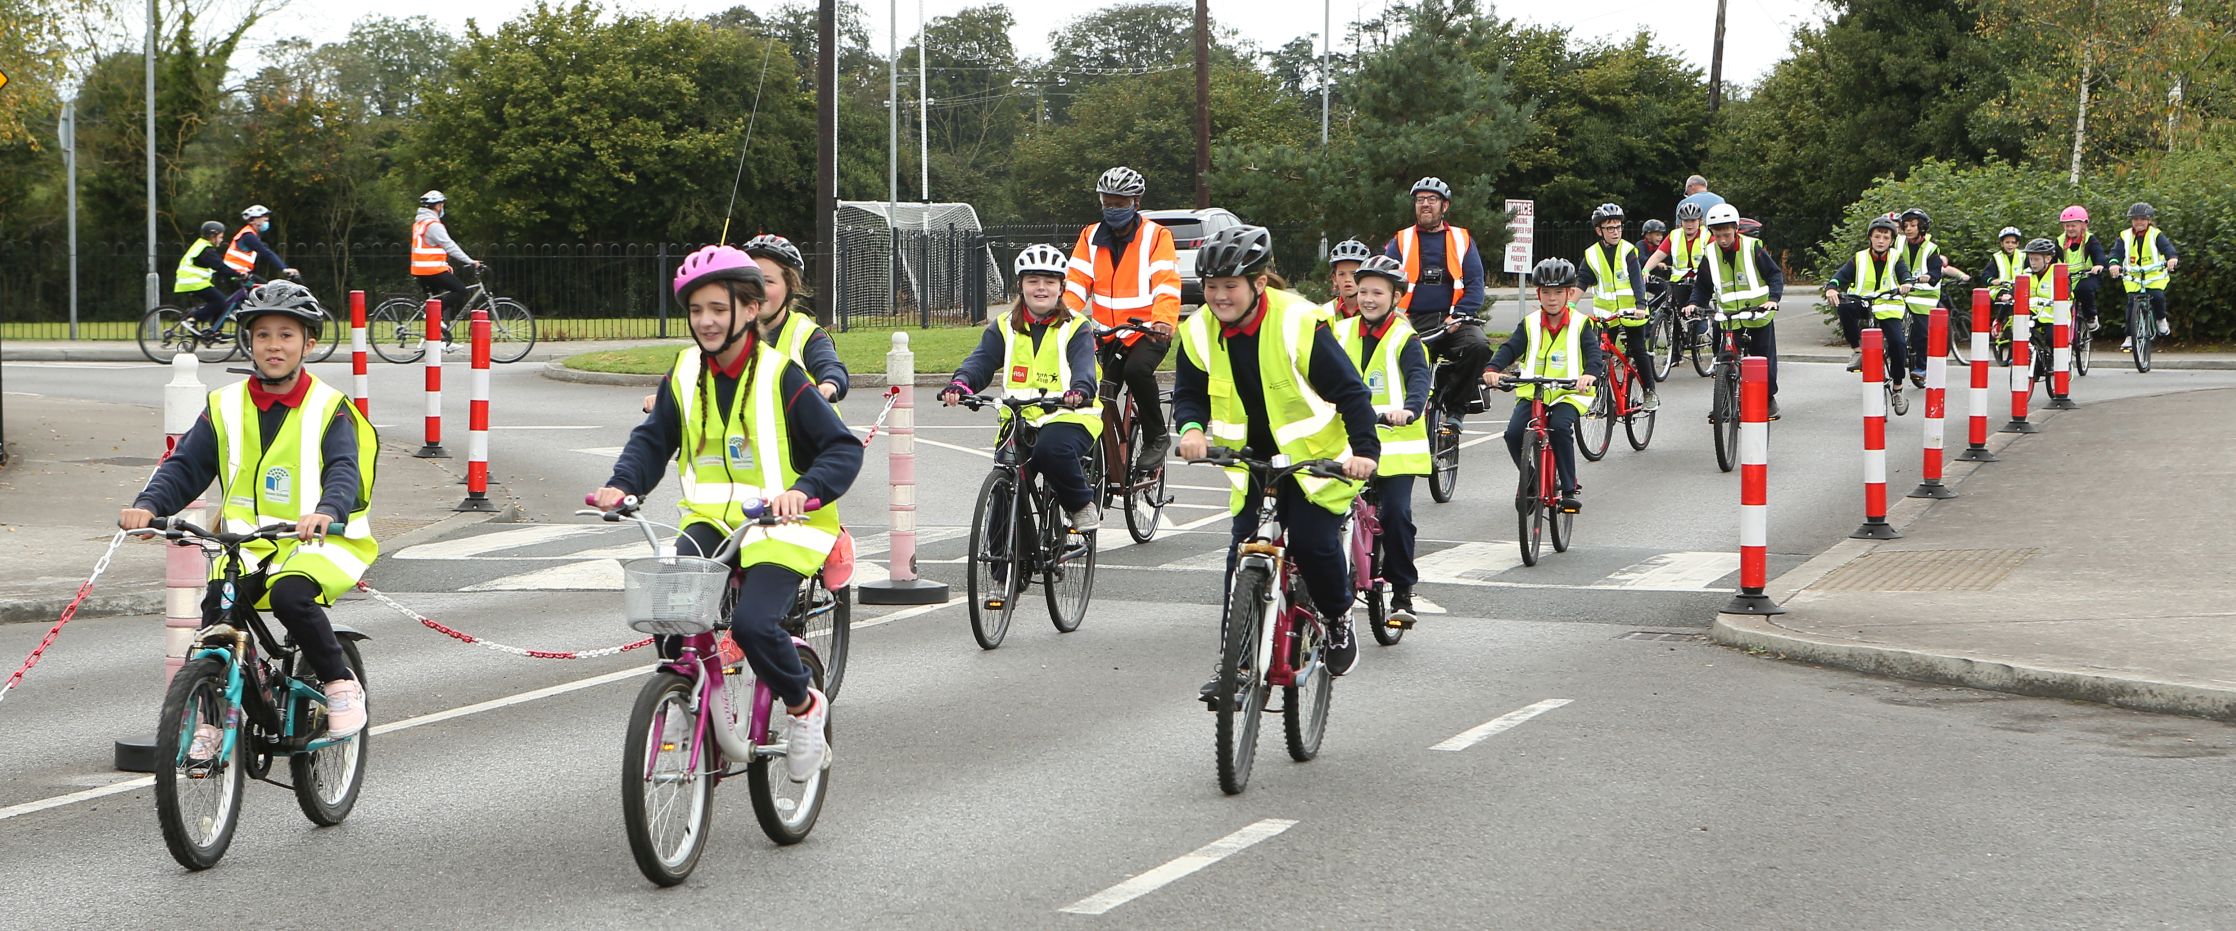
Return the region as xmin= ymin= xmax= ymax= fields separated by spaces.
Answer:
xmin=1334 ymin=255 xmax=1431 ymax=629
xmin=937 ymin=244 xmax=1103 ymax=533
xmin=1579 ymin=203 xmax=1657 ymax=411
xmin=1322 ymin=238 xmax=1375 ymax=319
xmin=1482 ymin=258 xmax=1603 ymax=514
xmin=594 ymin=245 xmax=862 ymax=782
xmin=1821 ymin=215 xmax=1913 ymax=408
xmin=2109 ymin=202 xmax=2179 ymax=348
xmin=1987 ymin=227 xmax=2024 ymax=285
xmin=643 ymin=233 xmax=848 ymax=412
xmin=120 ymin=281 xmax=380 ymax=744
xmin=2056 ymin=206 xmax=2109 ymax=332
xmin=2015 ymin=238 xmax=2060 ymax=328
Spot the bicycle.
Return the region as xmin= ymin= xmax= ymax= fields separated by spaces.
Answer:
xmin=958 ymin=394 xmax=1100 ymax=650
xmin=1644 ymin=271 xmax=1686 ymax=380
xmin=1706 ymin=306 xmax=1772 ymax=473
xmin=139 ymin=274 xmax=339 ymax=365
xmin=1488 ymin=377 xmax=1580 ymax=567
xmin=1190 ymin=447 xmax=1346 ymax=795
xmin=368 ymin=267 xmax=537 ymax=364
xmin=1417 ymin=310 xmax=1488 ymax=504
xmin=1578 ymin=309 xmax=1656 ymax=460
xmin=1657 ymin=270 xmax=1722 ymax=378
xmin=1093 ymin=320 xmax=1176 ymax=544
xmin=583 ymin=495 xmax=835 ymax=887
xmin=2112 ymin=260 xmax=2166 ymax=373
xmin=125 ymin=517 xmax=370 ymax=871
xmin=1346 ymin=482 xmax=1403 ymax=646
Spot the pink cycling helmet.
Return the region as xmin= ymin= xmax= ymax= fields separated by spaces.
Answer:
xmin=2060 ymin=205 xmax=2089 ymax=223
xmin=672 ymin=244 xmax=765 ymax=307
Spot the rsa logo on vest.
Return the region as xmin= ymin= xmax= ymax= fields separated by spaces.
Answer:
xmin=726 ymin=434 xmax=750 ymax=466
xmin=263 ymin=466 xmax=293 ymax=505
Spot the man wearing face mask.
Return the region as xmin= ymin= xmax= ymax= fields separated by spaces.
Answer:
xmin=1065 ymin=166 xmax=1182 ymax=470
xmin=222 ymin=204 xmax=301 ymax=283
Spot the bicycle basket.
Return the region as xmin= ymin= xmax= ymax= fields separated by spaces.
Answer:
xmin=621 ymin=556 xmax=732 ymax=635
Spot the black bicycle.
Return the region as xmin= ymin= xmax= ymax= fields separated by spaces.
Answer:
xmin=1094 ymin=320 xmax=1176 ymax=543
xmin=368 ymin=267 xmax=536 ymax=364
xmin=1418 ymin=310 xmax=1488 ymax=504
xmin=140 ymin=274 xmax=338 ymax=365
xmin=959 ymin=394 xmax=1101 ymax=650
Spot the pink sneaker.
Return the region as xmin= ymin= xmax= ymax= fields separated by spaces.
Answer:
xmin=323 ymin=679 xmax=367 ymax=738
xmin=187 ymin=724 xmax=224 ymax=762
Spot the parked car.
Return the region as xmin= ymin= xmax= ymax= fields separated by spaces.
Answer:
xmin=1141 ymin=207 xmax=1241 ymax=306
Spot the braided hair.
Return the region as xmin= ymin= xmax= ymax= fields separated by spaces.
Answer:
xmin=684 ymin=277 xmax=769 ymax=478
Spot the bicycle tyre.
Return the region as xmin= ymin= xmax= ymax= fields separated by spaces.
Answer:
xmin=1624 ymin=368 xmax=1656 ymax=450
xmin=1550 ymin=494 xmax=1573 ymax=553
xmin=368 ymin=299 xmax=427 ymax=364
xmin=748 ymin=648 xmax=830 ymax=846
xmin=1282 ymin=615 xmax=1333 ymax=763
xmin=487 ymin=298 xmax=537 ymax=364
xmin=289 ymin=640 xmax=368 ymax=826
xmin=1517 ymin=436 xmax=1544 ymax=568
xmin=786 ymin=581 xmax=850 ymax=701
xmin=2128 ymin=294 xmax=2153 ymax=373
xmin=139 ymin=306 xmax=222 ymax=364
xmin=1122 ymin=416 xmax=1166 ymax=544
xmin=1710 ymin=369 xmax=1736 ymax=473
xmin=1426 ymin=408 xmax=1459 ymax=504
xmin=622 ymin=671 xmax=713 ymax=885
xmin=304 ymin=305 xmax=340 ymax=363
xmin=1043 ymin=478 xmax=1096 ymax=634
xmin=1948 ymin=306 xmax=1973 ymax=366
xmin=1688 ymin=320 xmax=1714 ymax=378
xmin=1216 ymin=565 xmax=1270 ymax=796
xmin=1652 ymin=306 xmax=1679 ymax=379
xmin=966 ymin=469 xmax=1021 ymax=650
xmin=2074 ymin=320 xmax=2094 ymax=376
xmin=1366 ymin=533 xmax=1400 ymax=646
xmin=153 ymin=654 xmax=245 ymax=870
xmin=1578 ymin=378 xmax=1613 ymax=462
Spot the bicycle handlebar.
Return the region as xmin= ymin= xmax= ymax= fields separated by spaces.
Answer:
xmin=125 ymin=516 xmax=303 ymax=545
xmin=1095 ymin=319 xmax=1165 ymax=342
xmin=1186 ymin=447 xmax=1348 ymax=482
xmin=956 ymin=393 xmax=1079 ymax=413
xmin=1487 ymin=376 xmax=1580 ymax=393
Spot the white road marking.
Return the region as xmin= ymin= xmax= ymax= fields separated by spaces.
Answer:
xmin=1158 ymin=502 xmax=1227 ymax=511
xmin=1430 ymin=699 xmax=1573 ymax=751
xmin=462 ymin=559 xmax=625 ymax=591
xmin=392 ymin=524 xmax=612 ymax=560
xmin=490 ymin=424 xmax=602 ymax=430
xmin=1409 ymin=593 xmax=1449 ymax=615
xmin=1163 ymin=482 xmax=1230 ymax=492
xmin=1457 ymin=432 xmax=1504 ymax=451
xmin=1595 ymin=551 xmax=1737 ymax=591
xmin=911 ymin=436 xmax=996 ymax=459
xmin=853 ymin=598 xmax=961 ymax=630
xmin=1172 ymin=511 xmax=1231 ymax=531
xmin=573 ymin=446 xmax=626 ymax=457
xmin=1059 ymin=818 xmax=1300 ymax=915
xmin=1413 ymin=541 xmax=1525 ymax=583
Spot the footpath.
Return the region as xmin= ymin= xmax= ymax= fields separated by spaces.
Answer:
xmin=1716 ymin=385 xmax=2236 ymax=721
xmin=0 ymin=392 xmax=518 ymax=624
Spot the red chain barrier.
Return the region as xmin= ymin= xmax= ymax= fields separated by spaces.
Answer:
xmin=1 ymin=531 xmax=129 ymax=707
xmin=356 ymin=582 xmax=654 ymax=660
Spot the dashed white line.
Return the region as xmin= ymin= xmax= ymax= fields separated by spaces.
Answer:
xmin=1059 ymin=818 xmax=1299 ymax=915
xmin=1430 ymin=699 xmax=1572 ymax=751
xmin=911 ymin=436 xmax=996 ymax=459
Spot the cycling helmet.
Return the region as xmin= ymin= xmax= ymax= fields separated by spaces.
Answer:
xmin=2024 ymin=237 xmax=2057 ymax=255
xmin=1529 ymin=257 xmax=1578 ymax=288
xmin=1095 ymin=166 xmax=1146 ymax=198
xmin=1676 ymin=202 xmax=1705 ymax=222
xmin=234 ymin=280 xmax=325 ymax=339
xmin=2060 ymin=205 xmax=2089 ymax=223
xmin=1197 ymin=225 xmax=1275 ymax=279
xmin=2127 ymin=202 xmax=2156 ymax=220
xmin=1898 ymin=207 xmax=1931 ymax=231
xmin=1641 ymin=219 xmax=1667 ymax=235
xmin=1590 ymin=203 xmax=1625 ymax=224
xmin=1013 ymin=243 xmax=1069 ymax=278
xmin=1704 ymin=203 xmax=1741 ymax=228
xmin=1329 ymin=238 xmax=1374 ymax=264
xmin=418 ymin=190 xmax=446 ymax=206
xmin=1410 ymin=176 xmax=1452 ymax=200
xmin=198 ymin=220 xmax=225 ymax=236
xmin=671 ymin=244 xmax=766 ymax=306
xmin=240 ymin=204 xmax=271 ymax=221
xmin=1352 ymin=255 xmax=1408 ymax=292
xmin=743 ymin=233 xmax=806 ymax=270
xmin=1997 ymin=226 xmax=2022 ymax=242
xmin=1867 ymin=216 xmax=1900 ymax=235
xmin=1737 ymin=217 xmax=1763 ymax=237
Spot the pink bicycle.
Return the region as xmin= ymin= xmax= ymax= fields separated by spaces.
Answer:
xmin=1347 ymin=483 xmax=1403 ymax=646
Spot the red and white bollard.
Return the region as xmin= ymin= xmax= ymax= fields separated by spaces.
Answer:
xmin=1852 ymin=328 xmax=1900 ymax=540
xmin=2002 ymin=277 xmax=2039 ymax=435
xmin=349 ymin=290 xmax=370 ymax=417
xmin=1909 ymin=306 xmax=1955 ymax=499
xmin=2048 ymin=262 xmax=2078 ymax=410
xmin=1724 ymin=355 xmax=1781 ymax=615
xmin=1956 ymin=288 xmax=1998 ymax=463
xmin=858 ymin=332 xmax=950 ymax=605
xmin=119 ymin=353 xmax=212 ymax=771
xmin=414 ymin=299 xmax=448 ymax=458
xmin=456 ymin=309 xmax=498 ymax=512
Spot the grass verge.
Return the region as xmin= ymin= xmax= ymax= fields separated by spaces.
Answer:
xmin=561 ymin=325 xmax=993 ymax=377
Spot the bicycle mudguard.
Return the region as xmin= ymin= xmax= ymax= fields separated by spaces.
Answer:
xmin=332 ymin=623 xmax=371 ymax=642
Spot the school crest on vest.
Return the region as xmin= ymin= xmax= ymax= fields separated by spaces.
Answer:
xmin=263 ymin=466 xmax=293 ymax=504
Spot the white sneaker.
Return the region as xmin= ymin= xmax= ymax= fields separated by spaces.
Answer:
xmin=784 ymin=688 xmax=830 ymax=782
xmin=1067 ymin=503 xmax=1101 ymax=533
xmin=2158 ymin=319 xmax=2172 ymax=337
xmin=187 ymin=724 xmax=224 ymax=762
xmin=323 ymin=679 xmax=367 ymax=738
xmin=2121 ymin=337 xmax=2133 ymax=351
xmin=1642 ymin=390 xmax=1660 ymax=412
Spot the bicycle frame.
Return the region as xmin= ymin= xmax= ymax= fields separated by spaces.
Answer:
xmin=1094 ymin=320 xmax=1165 ymax=485
xmin=1346 ymin=486 xmax=1381 ymax=592
xmin=1206 ymin=452 xmax=1344 ymax=689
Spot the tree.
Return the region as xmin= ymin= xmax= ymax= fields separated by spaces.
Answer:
xmin=1480 ymin=25 xmax=1707 ymax=227
xmin=901 ymin=5 xmax=1029 ymax=213
xmin=320 ymin=16 xmax=459 ymax=119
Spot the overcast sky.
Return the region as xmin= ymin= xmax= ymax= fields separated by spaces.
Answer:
xmin=235 ymin=0 xmax=1815 ymax=87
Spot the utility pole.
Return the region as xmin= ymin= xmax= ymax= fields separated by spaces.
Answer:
xmin=1193 ymin=0 xmax=1210 ymax=209
xmin=145 ymin=0 xmax=159 ymax=313
xmin=1708 ymin=0 xmax=1728 ymax=115
xmin=918 ymin=0 xmax=929 ymax=200
xmin=1321 ymin=0 xmax=1330 ymax=147
xmin=887 ymin=0 xmax=899 ymax=318
xmin=61 ymin=99 xmax=79 ymax=340
xmin=816 ymin=0 xmax=838 ymax=327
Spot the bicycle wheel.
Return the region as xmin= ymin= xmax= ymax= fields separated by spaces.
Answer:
xmin=487 ymin=298 xmax=537 ymax=364
xmin=139 ymin=307 xmax=215 ymax=364
xmin=966 ymin=470 xmax=1021 ymax=650
xmin=1948 ymin=307 xmax=1974 ymax=366
xmin=1122 ymin=417 xmax=1167 ymax=544
xmin=1517 ymin=435 xmax=1545 ymax=567
xmin=622 ymin=671 xmax=713 ymax=886
xmin=748 ymin=648 xmax=830 ymax=845
xmin=2074 ymin=319 xmax=2094 ymax=376
xmin=368 ymin=299 xmax=428 ymax=364
xmin=786 ymin=581 xmax=850 ymax=701
xmin=1216 ymin=565 xmax=1271 ymax=796
xmin=1710 ymin=368 xmax=1737 ymax=473
xmin=1282 ymin=613 xmax=1333 ymax=763
xmin=1652 ymin=307 xmax=1679 ymax=379
xmin=2128 ymin=294 xmax=2153 ymax=373
xmin=1043 ymin=479 xmax=1097 ymax=633
xmin=289 ymin=640 xmax=368 ymax=826
xmin=1426 ymin=409 xmax=1460 ymax=504
xmin=1578 ymin=379 xmax=1614 ymax=462
xmin=153 ymin=653 xmax=244 ymax=870
xmin=1365 ymin=531 xmax=1401 ymax=647
xmin=1624 ymin=368 xmax=1656 ymax=450
xmin=304 ymin=305 xmax=340 ymax=363
xmin=1688 ymin=319 xmax=1714 ymax=378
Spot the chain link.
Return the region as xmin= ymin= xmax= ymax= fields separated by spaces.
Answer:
xmin=355 ymin=582 xmax=654 ymax=660
xmin=0 ymin=529 xmax=130 ymax=707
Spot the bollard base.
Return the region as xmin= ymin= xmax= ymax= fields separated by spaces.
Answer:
xmin=454 ymin=494 xmax=499 ymax=513
xmin=1850 ymin=520 xmax=1902 ymax=540
xmin=115 ymin=736 xmax=157 ymax=773
xmin=858 ymin=578 xmax=951 ymax=606
xmin=1956 ymin=446 xmax=1999 ymax=462
xmin=2047 ymin=397 xmax=2079 ymax=410
xmin=1998 ymin=419 xmax=2041 ymax=434
xmin=456 ymin=474 xmax=502 ymax=485
xmin=1722 ymin=592 xmax=1785 ymax=616
xmin=413 ymin=445 xmax=451 ymax=458
xmin=1907 ymin=481 xmax=1958 ymax=500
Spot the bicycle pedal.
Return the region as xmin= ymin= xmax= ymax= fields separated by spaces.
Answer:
xmin=983 ymin=599 xmax=1004 ymax=610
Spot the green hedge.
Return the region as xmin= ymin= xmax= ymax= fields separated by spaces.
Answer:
xmin=1811 ymin=156 xmax=2235 ymax=343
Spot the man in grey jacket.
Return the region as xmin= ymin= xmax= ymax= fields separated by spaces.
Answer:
xmin=410 ymin=190 xmax=481 ymax=337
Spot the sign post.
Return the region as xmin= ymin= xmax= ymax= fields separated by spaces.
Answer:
xmin=1503 ymin=199 xmax=1534 ymax=323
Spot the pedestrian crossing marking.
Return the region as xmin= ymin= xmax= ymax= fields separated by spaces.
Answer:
xmin=1594 ymin=551 xmax=1736 ymax=591
xmin=1414 ymin=542 xmax=1525 ymax=583
xmin=461 ymin=560 xmax=624 ymax=592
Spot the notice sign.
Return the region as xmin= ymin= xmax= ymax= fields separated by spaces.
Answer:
xmin=1503 ymin=199 xmax=1534 ymax=274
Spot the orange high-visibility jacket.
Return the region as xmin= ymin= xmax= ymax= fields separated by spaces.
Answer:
xmin=1063 ymin=220 xmax=1182 ymax=343
xmin=1390 ymin=224 xmax=1473 ymax=311
xmin=410 ymin=217 xmax=451 ymax=276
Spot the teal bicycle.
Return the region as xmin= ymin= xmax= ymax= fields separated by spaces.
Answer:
xmin=128 ymin=517 xmax=371 ymax=870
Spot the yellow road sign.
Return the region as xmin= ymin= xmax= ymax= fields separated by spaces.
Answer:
xmin=0 ymin=70 xmax=10 ymax=91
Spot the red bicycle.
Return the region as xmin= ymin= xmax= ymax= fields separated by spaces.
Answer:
xmin=1093 ymin=320 xmax=1175 ymax=543
xmin=1492 ymin=376 xmax=1580 ymax=566
xmin=1578 ymin=311 xmax=1655 ymax=460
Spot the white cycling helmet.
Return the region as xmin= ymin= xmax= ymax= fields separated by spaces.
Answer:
xmin=1014 ymin=243 xmax=1070 ymax=279
xmin=1704 ymin=203 xmax=1742 ymax=228
xmin=240 ymin=204 xmax=271 ymax=221
xmin=419 ymin=190 xmax=447 ymax=206
xmin=1095 ymin=166 xmax=1146 ymax=198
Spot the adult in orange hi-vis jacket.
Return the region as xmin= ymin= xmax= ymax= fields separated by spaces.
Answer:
xmin=1064 ymin=165 xmax=1181 ymax=469
xmin=1383 ymin=176 xmax=1490 ymax=420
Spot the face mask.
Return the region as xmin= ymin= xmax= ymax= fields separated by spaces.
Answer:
xmin=257 ymin=220 xmax=270 ymax=233
xmin=1102 ymin=206 xmax=1136 ymax=227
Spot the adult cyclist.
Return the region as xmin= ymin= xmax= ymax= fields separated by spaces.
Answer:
xmin=1065 ymin=166 xmax=1181 ymax=471
xmin=410 ymin=190 xmax=481 ymax=338
xmin=2108 ymin=202 xmax=2179 ymax=349
xmin=1682 ymin=203 xmax=1786 ymax=418
xmin=1579 ymin=203 xmax=1657 ymax=411
xmin=222 ymin=204 xmax=299 ymax=285
xmin=1383 ymin=177 xmax=1489 ymax=423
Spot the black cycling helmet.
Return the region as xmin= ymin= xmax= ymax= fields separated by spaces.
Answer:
xmin=1641 ymin=219 xmax=1667 ymax=235
xmin=1329 ymin=238 xmax=1374 ymax=264
xmin=235 ymin=280 xmax=325 ymax=340
xmin=1529 ymin=257 xmax=1578 ymax=288
xmin=2024 ymin=237 xmax=2058 ymax=256
xmin=742 ymin=233 xmax=806 ymax=270
xmin=1867 ymin=216 xmax=1900 ymax=235
xmin=199 ymin=220 xmax=226 ymax=236
xmin=1352 ymin=255 xmax=1408 ymax=292
xmin=1676 ymin=202 xmax=1705 ymax=222
xmin=2127 ymin=202 xmax=2156 ymax=220
xmin=1898 ymin=207 xmax=1931 ymax=231
xmin=1410 ymin=177 xmax=1452 ymax=201
xmin=1590 ymin=203 xmax=1625 ymax=224
xmin=1197 ymin=225 xmax=1275 ymax=279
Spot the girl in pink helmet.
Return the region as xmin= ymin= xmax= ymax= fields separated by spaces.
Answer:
xmin=2056 ymin=206 xmax=2109 ymax=331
